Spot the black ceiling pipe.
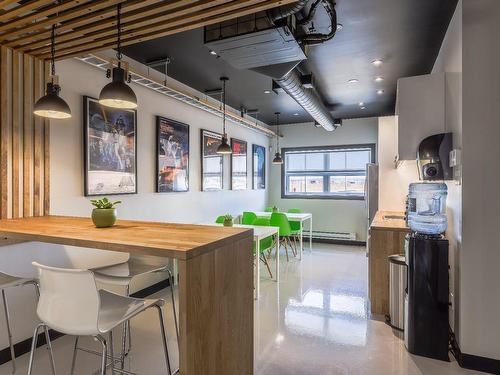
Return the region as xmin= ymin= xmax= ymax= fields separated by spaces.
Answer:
xmin=267 ymin=0 xmax=309 ymax=23
xmin=298 ymin=0 xmax=338 ymax=46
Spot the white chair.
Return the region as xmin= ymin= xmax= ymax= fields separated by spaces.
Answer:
xmin=0 ymin=273 xmax=54 ymax=375
xmin=28 ymin=262 xmax=174 ymax=375
xmin=92 ymin=255 xmax=178 ymax=369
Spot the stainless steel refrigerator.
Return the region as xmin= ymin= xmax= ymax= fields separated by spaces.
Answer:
xmin=365 ymin=163 xmax=379 ymax=254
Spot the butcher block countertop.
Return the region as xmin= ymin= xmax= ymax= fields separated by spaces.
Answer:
xmin=0 ymin=215 xmax=252 ymax=260
xmin=370 ymin=210 xmax=410 ymax=232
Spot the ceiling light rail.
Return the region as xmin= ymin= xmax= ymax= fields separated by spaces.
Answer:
xmin=76 ymin=53 xmax=276 ymax=137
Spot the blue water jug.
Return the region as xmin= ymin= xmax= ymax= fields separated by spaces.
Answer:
xmin=407 ymin=182 xmax=448 ymax=235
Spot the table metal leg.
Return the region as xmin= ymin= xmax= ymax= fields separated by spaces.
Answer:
xmin=299 ymin=223 xmax=303 ymax=261
xmin=309 ymin=217 xmax=313 ymax=252
xmin=255 ymin=239 xmax=260 ymax=300
xmin=275 ymin=234 xmax=280 ymax=284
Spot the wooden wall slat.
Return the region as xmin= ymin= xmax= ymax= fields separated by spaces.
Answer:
xmin=11 ymin=49 xmax=20 ymax=218
xmin=33 ymin=58 xmax=42 ymax=216
xmin=22 ymin=53 xmax=33 ymax=218
xmin=0 ymin=46 xmax=9 ymax=219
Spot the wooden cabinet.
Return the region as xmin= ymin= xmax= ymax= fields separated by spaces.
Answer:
xmin=368 ymin=211 xmax=410 ymax=316
xmin=395 ymin=72 xmax=446 ymax=160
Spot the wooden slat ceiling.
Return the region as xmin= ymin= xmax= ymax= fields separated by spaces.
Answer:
xmin=0 ymin=0 xmax=296 ymax=60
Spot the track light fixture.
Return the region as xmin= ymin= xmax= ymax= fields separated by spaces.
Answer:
xmin=99 ymin=4 xmax=137 ymax=109
xmin=33 ymin=24 xmax=71 ymax=119
xmin=216 ymin=77 xmax=232 ymax=155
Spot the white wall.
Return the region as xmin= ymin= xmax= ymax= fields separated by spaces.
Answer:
xmin=377 ymin=116 xmax=419 ymax=212
xmin=431 ymin=0 xmax=462 ymax=334
xmin=462 ymin=0 xmax=500 ymax=360
xmin=0 ymin=56 xmax=270 ymax=350
xmin=268 ymin=118 xmax=378 ymax=241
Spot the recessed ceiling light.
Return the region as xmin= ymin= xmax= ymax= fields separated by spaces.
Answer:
xmin=336 ymin=23 xmax=343 ymax=31
xmin=372 ymin=59 xmax=383 ymax=67
xmin=348 ymin=79 xmax=359 ymax=83
xmin=360 ymin=106 xmax=366 ymax=110
xmin=374 ymin=76 xmax=384 ymax=82
xmin=358 ymin=102 xmax=364 ymax=106
xmin=377 ymin=89 xmax=384 ymax=95
xmin=264 ymin=90 xmax=272 ymax=94
xmin=209 ymin=50 xmax=217 ymax=56
xmin=293 ymin=112 xmax=299 ymax=116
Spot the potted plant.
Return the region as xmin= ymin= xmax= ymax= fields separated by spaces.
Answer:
xmin=272 ymin=206 xmax=279 ymax=213
xmin=90 ymin=197 xmax=121 ymax=228
xmin=223 ymin=214 xmax=234 ymax=227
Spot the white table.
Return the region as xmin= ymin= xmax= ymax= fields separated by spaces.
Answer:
xmin=253 ymin=212 xmax=313 ymax=260
xmin=202 ymin=223 xmax=279 ymax=300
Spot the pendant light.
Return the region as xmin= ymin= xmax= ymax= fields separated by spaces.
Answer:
xmin=33 ymin=24 xmax=71 ymax=119
xmin=99 ymin=4 xmax=137 ymax=109
xmin=216 ymin=76 xmax=232 ymax=154
xmin=272 ymin=112 xmax=283 ymax=164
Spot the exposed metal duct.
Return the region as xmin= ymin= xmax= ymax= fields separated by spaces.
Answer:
xmin=298 ymin=0 xmax=338 ymax=46
xmin=275 ymin=70 xmax=338 ymax=131
xmin=267 ymin=0 xmax=308 ymax=23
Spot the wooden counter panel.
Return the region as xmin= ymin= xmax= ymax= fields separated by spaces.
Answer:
xmin=179 ymin=234 xmax=253 ymax=375
xmin=369 ymin=228 xmax=408 ymax=316
xmin=0 ymin=216 xmax=252 ymax=260
xmin=371 ymin=210 xmax=409 ymax=232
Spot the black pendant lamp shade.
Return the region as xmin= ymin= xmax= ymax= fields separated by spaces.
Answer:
xmin=33 ymin=25 xmax=71 ymax=119
xmin=272 ymin=112 xmax=283 ymax=164
xmin=98 ymin=4 xmax=137 ymax=109
xmin=216 ymin=77 xmax=232 ymax=155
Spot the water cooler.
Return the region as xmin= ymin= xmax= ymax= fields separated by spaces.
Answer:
xmin=404 ymin=181 xmax=450 ymax=361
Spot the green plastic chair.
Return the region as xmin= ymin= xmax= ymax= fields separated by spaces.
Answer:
xmin=270 ymin=212 xmax=295 ymax=261
xmin=241 ymin=211 xmax=257 ymax=225
xmin=215 ymin=215 xmax=225 ymax=224
xmin=252 ymin=217 xmax=274 ymax=278
xmin=287 ymin=209 xmax=302 ymax=254
xmin=264 ymin=207 xmax=274 ymax=212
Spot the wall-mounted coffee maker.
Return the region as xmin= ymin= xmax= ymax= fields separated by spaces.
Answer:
xmin=404 ymin=133 xmax=451 ymax=362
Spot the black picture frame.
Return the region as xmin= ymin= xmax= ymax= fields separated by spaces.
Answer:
xmin=83 ymin=96 xmax=137 ymax=196
xmin=252 ymin=144 xmax=266 ymax=190
xmin=200 ymin=129 xmax=224 ymax=191
xmin=156 ymin=116 xmax=190 ymax=193
xmin=230 ymin=138 xmax=248 ymax=190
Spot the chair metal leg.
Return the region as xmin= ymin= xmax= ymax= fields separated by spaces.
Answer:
xmin=27 ymin=324 xmax=44 ymax=375
xmin=95 ymin=335 xmax=108 ymax=375
xmin=260 ymin=254 xmax=273 ymax=279
xmin=155 ymin=305 xmax=172 ymax=375
xmin=70 ymin=337 xmax=79 ymax=375
xmin=166 ymin=269 xmax=179 ymax=342
xmin=108 ymin=331 xmax=116 ymax=375
xmin=282 ymin=238 xmax=289 ymax=262
xmin=2 ymin=289 xmax=16 ymax=375
xmin=43 ymin=325 xmax=57 ymax=375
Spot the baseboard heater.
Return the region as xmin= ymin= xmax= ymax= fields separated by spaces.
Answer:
xmin=312 ymin=231 xmax=357 ymax=241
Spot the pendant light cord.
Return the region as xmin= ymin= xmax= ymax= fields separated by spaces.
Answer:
xmin=116 ymin=4 xmax=123 ymax=62
xmin=222 ymin=78 xmax=226 ymax=135
xmin=276 ymin=112 xmax=280 ymax=149
xmin=50 ymin=24 xmax=56 ymax=77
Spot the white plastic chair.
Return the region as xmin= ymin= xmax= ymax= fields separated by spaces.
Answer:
xmin=27 ymin=262 xmax=174 ymax=375
xmin=92 ymin=255 xmax=178 ymax=369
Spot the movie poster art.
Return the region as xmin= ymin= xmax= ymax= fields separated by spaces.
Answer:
xmin=156 ymin=116 xmax=190 ymax=193
xmin=231 ymin=138 xmax=247 ymax=190
xmin=201 ymin=129 xmax=223 ymax=191
xmin=253 ymin=144 xmax=266 ymax=190
xmin=84 ymin=96 xmax=137 ymax=196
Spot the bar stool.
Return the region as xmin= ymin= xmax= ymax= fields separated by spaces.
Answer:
xmin=28 ymin=262 xmax=175 ymax=375
xmin=91 ymin=255 xmax=178 ymax=369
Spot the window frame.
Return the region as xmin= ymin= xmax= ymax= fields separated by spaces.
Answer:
xmin=280 ymin=143 xmax=376 ymax=200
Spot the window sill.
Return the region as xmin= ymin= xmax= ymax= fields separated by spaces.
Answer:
xmin=281 ymin=194 xmax=365 ymax=201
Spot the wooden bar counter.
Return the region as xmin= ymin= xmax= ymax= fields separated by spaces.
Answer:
xmin=0 ymin=216 xmax=254 ymax=375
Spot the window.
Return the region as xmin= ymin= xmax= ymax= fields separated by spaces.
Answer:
xmin=281 ymin=144 xmax=375 ymax=199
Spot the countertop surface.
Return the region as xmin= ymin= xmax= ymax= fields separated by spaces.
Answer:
xmin=370 ymin=211 xmax=410 ymax=232
xmin=0 ymin=216 xmax=253 ymax=260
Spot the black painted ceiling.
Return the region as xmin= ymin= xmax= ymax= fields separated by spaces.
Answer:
xmin=122 ymin=0 xmax=458 ymax=125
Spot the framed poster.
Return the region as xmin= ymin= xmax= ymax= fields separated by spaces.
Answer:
xmin=156 ymin=116 xmax=190 ymax=192
xmin=84 ymin=96 xmax=137 ymax=196
xmin=230 ymin=138 xmax=247 ymax=190
xmin=201 ymin=129 xmax=223 ymax=191
xmin=252 ymin=144 xmax=266 ymax=189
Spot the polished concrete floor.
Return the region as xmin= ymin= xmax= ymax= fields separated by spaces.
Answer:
xmin=0 ymin=243 xmax=484 ymax=374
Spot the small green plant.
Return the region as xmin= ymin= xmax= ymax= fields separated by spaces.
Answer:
xmin=224 ymin=214 xmax=233 ymax=221
xmin=272 ymin=206 xmax=278 ymax=213
xmin=90 ymin=197 xmax=122 ymax=209
xmin=223 ymin=214 xmax=234 ymax=227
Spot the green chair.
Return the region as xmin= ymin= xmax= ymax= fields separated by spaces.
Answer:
xmin=270 ymin=212 xmax=294 ymax=262
xmin=252 ymin=217 xmax=274 ymax=278
xmin=241 ymin=211 xmax=257 ymax=225
xmin=215 ymin=215 xmax=225 ymax=224
xmin=288 ymin=208 xmax=302 ymax=254
xmin=264 ymin=207 xmax=274 ymax=212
